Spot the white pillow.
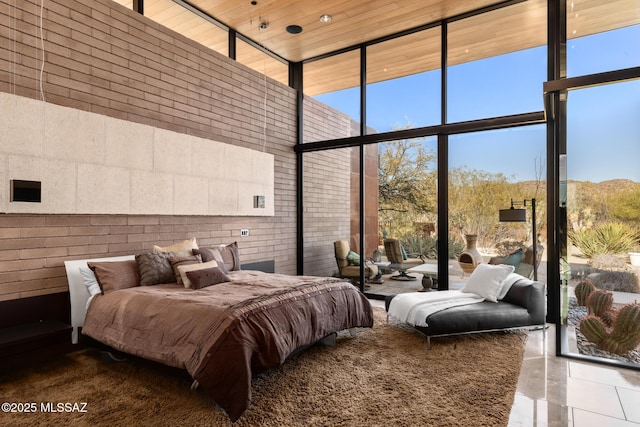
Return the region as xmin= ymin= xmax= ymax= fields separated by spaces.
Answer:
xmin=497 ymin=272 xmax=524 ymax=300
xmin=79 ymin=265 xmax=102 ymax=309
xmin=462 ymin=263 xmax=515 ymax=302
xmin=176 ymin=260 xmax=219 ymax=289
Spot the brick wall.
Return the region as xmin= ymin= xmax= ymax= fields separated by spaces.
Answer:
xmin=0 ymin=0 xmax=299 ymax=302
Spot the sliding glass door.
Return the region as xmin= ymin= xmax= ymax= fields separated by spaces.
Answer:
xmin=550 ymin=0 xmax=640 ymax=368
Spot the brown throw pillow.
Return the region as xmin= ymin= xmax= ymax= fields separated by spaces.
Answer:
xmin=186 ymin=266 xmax=231 ymax=289
xmin=88 ymin=260 xmax=140 ymax=293
xmin=194 ymin=242 xmax=240 ymax=272
xmin=135 ymin=251 xmax=175 ymax=286
xmin=192 ymin=247 xmax=229 ymax=274
xmin=169 ymin=255 xmax=202 ymax=287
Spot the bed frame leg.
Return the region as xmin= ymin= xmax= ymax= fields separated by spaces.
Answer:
xmin=100 ymin=351 xmax=127 ymax=364
xmin=190 ymin=380 xmax=200 ymax=390
xmin=318 ymin=333 xmax=337 ymax=346
xmin=426 ymin=337 xmax=431 ymax=350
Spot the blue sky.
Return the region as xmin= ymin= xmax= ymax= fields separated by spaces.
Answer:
xmin=314 ymin=26 xmax=639 ymax=183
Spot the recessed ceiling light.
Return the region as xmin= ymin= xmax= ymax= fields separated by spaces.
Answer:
xmin=286 ymin=25 xmax=303 ymax=34
xmin=319 ymin=14 xmax=332 ymax=23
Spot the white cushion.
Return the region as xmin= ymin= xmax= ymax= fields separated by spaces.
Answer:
xmin=462 ymin=263 xmax=515 ymax=302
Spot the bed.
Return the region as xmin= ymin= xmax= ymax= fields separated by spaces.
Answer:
xmin=64 ymin=254 xmax=373 ymax=421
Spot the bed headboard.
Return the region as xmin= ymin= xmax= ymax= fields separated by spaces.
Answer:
xmin=64 ymin=255 xmax=135 ymax=344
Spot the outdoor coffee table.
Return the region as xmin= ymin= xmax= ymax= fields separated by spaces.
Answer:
xmin=406 ymin=263 xmax=446 ymax=291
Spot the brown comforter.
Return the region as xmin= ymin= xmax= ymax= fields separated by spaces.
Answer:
xmin=82 ymin=271 xmax=373 ymax=421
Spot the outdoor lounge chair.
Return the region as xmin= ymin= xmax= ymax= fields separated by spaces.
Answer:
xmin=334 ymin=239 xmax=382 ymax=285
xmin=383 ymin=238 xmax=425 ymax=281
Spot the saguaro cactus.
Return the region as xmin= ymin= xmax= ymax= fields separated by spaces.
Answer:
xmin=580 ymin=303 xmax=640 ymax=355
xmin=574 ymin=280 xmax=595 ymax=306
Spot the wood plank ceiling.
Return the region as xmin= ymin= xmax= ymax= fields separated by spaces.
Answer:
xmin=113 ymin=0 xmax=639 ymax=95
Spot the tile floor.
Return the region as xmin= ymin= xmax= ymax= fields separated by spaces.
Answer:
xmin=509 ymin=324 xmax=640 ymax=426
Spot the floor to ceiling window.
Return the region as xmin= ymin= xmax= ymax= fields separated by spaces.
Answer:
xmin=444 ymin=0 xmax=547 ymax=289
xmin=300 ymin=0 xmax=548 ymax=298
xmin=367 ymin=136 xmax=438 ymax=297
xmin=366 ymin=27 xmax=442 ymax=133
xmin=553 ymin=0 xmax=640 ymax=368
xmin=448 ymin=126 xmax=546 ymax=287
xmin=447 ymin=0 xmax=547 ymax=122
xmin=301 ymin=148 xmax=357 ymax=280
xmin=304 ymin=50 xmax=361 ymax=143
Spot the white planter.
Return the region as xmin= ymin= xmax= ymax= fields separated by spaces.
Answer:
xmin=629 ymin=252 xmax=640 ymax=267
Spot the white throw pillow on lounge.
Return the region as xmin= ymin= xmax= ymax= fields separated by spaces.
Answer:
xmin=462 ymin=263 xmax=515 ymax=303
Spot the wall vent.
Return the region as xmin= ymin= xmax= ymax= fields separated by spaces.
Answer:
xmin=11 ymin=180 xmax=41 ymax=203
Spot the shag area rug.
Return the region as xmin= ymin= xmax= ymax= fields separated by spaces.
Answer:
xmin=0 ymin=308 xmax=526 ymax=427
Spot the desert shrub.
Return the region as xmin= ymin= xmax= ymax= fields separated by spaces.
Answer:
xmin=586 ymin=270 xmax=640 ymax=294
xmin=402 ymin=234 xmax=437 ymax=259
xmin=400 ymin=234 xmax=465 ymax=260
xmin=569 ymin=221 xmax=640 ymax=259
xmin=448 ymin=237 xmax=465 ymax=260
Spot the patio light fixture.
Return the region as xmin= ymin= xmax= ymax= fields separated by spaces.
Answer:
xmin=499 ymin=198 xmax=538 ymax=280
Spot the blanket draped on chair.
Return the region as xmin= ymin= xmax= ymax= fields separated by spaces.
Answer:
xmin=387 ymin=290 xmax=484 ymax=327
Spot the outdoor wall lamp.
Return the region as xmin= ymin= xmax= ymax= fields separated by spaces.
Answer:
xmin=499 ymin=198 xmax=538 ymax=281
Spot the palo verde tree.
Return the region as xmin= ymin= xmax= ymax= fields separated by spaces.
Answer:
xmin=378 ymin=134 xmax=437 ymax=239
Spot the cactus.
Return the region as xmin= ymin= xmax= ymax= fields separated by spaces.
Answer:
xmin=579 ymin=303 xmax=640 ymax=355
xmin=580 ymin=315 xmax=607 ymax=344
xmin=587 ymin=290 xmax=614 ymax=326
xmin=575 ymin=280 xmax=595 ymax=306
xmin=606 ymin=303 xmax=640 ymax=354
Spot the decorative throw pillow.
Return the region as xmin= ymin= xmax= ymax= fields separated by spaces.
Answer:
xmin=176 ymin=260 xmax=219 ymax=289
xmin=135 ymin=251 xmax=176 ymax=286
xmin=503 ymin=248 xmax=524 ymax=267
xmin=88 ymin=260 xmax=140 ymax=293
xmin=194 ymin=242 xmax=240 ymax=272
xmin=168 ymin=255 xmax=202 ymax=287
xmin=186 ymin=265 xmax=231 ymax=289
xmin=192 ymin=247 xmax=230 ymax=274
xmin=153 ymin=237 xmax=198 ymax=258
xmin=461 ymin=263 xmax=515 ymax=303
xmin=346 ymin=250 xmax=361 ymax=266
